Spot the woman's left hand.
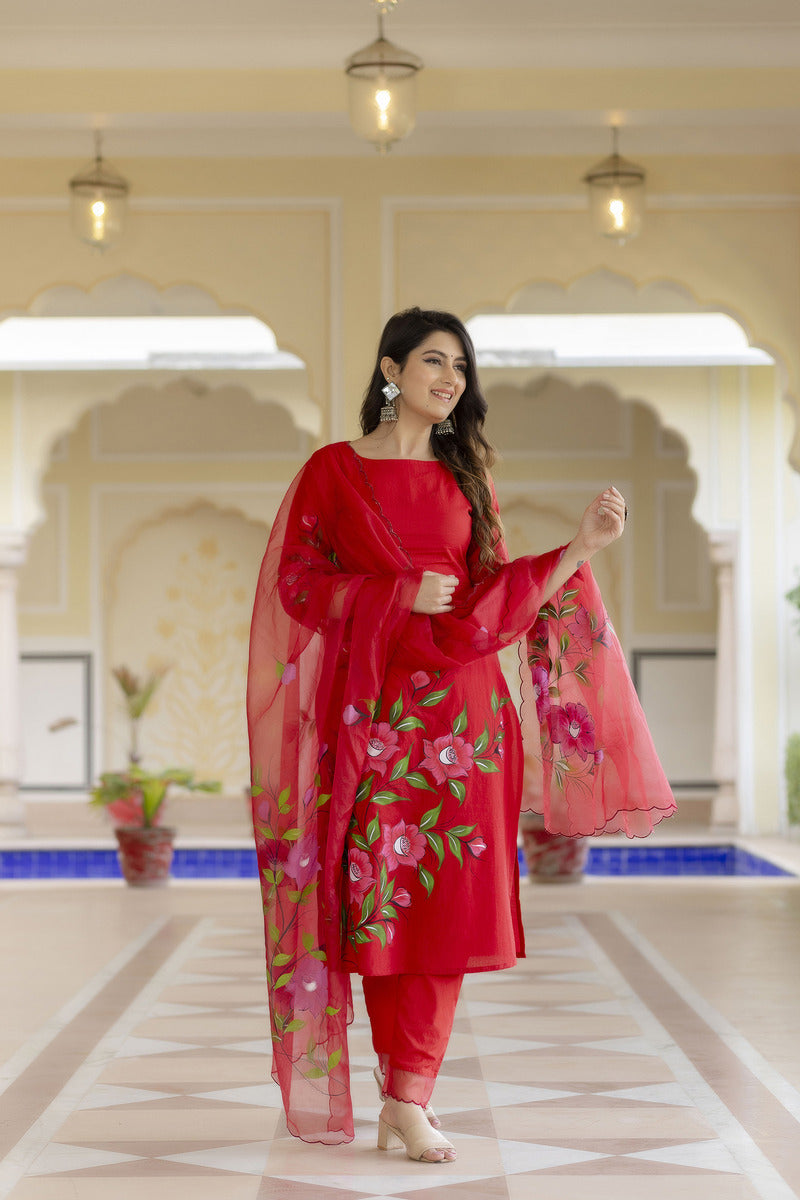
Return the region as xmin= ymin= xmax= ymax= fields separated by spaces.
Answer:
xmin=574 ymin=486 xmax=627 ymax=555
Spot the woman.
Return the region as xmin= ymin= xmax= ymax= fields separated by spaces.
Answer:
xmin=247 ymin=307 xmax=675 ymax=1163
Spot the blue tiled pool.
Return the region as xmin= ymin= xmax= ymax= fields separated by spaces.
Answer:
xmin=0 ymin=843 xmax=793 ymax=880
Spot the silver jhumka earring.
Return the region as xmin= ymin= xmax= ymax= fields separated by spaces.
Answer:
xmin=380 ymin=380 xmax=400 ymax=422
xmin=434 ymin=416 xmax=455 ymax=435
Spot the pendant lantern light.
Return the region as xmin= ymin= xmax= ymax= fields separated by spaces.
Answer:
xmin=583 ymin=126 xmax=646 ymax=244
xmin=68 ymin=131 xmax=130 ymax=251
xmin=345 ymin=0 xmax=422 ymax=153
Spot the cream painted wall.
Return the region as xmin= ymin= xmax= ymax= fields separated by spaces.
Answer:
xmin=1 ymin=151 xmax=797 ymax=830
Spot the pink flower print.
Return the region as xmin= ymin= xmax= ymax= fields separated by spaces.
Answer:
xmin=531 ymin=664 xmax=551 ymax=722
xmin=260 ymin=838 xmax=288 ymax=873
xmin=466 ymin=835 xmax=487 ymax=858
xmin=347 ymin=848 xmax=375 ymax=897
xmin=285 ymin=957 xmax=328 ymax=1017
xmin=419 ymin=733 xmax=475 ymax=786
xmin=567 ymin=607 xmax=594 ymax=654
xmin=380 ymin=820 xmax=427 ymax=872
xmin=280 ymin=661 xmax=297 ymax=685
xmin=410 ymin=670 xmax=430 ymax=690
xmin=343 ymin=704 xmax=362 ymax=726
xmin=594 ymin=748 xmax=604 ymax=766
xmin=365 ymin=722 xmax=400 ymax=776
xmin=549 ymin=702 xmax=596 ymax=762
xmin=300 ymin=513 xmax=318 ymax=532
xmin=393 ymin=887 xmax=412 ymax=907
xmin=284 ymin=835 xmax=320 ymax=888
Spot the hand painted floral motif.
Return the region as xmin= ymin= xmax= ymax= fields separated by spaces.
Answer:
xmin=251 ymin=765 xmax=339 ymax=1084
xmin=365 ymin=722 xmax=401 ymax=775
xmin=284 ymin=834 xmax=321 ymax=887
xmin=347 ymin=848 xmax=375 ymax=896
xmin=419 ymin=733 xmax=475 ymax=785
xmin=566 ymin=606 xmax=595 ymax=653
xmin=285 ymin=957 xmax=329 ymax=1017
xmin=527 ymin=585 xmax=608 ymax=795
xmin=380 ymin=819 xmax=427 ymax=871
xmin=531 ymin=664 xmax=551 ymax=722
xmin=343 ymin=672 xmax=508 ymax=952
xmin=549 ymin=702 xmax=595 ymax=761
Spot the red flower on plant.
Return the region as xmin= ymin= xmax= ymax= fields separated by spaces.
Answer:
xmin=107 ymin=794 xmax=154 ymax=828
xmin=380 ymin=820 xmax=427 ymax=872
xmin=567 ymin=607 xmax=594 ymax=653
xmin=419 ymin=733 xmax=475 ymax=785
xmin=365 ymin=722 xmax=400 ymax=776
xmin=410 ymin=670 xmax=430 ymax=690
xmin=347 ymin=848 xmax=375 ymax=897
xmin=393 ymin=887 xmax=412 ymax=907
xmin=284 ymin=835 xmax=320 ymax=888
xmin=531 ymin=664 xmax=551 ymax=723
xmin=549 ymin=702 xmax=596 ymax=761
xmin=285 ymin=957 xmax=328 ymax=1017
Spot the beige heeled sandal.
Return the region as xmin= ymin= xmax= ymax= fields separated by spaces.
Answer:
xmin=373 ymin=1065 xmax=441 ymax=1128
xmin=377 ymin=1099 xmax=456 ymax=1163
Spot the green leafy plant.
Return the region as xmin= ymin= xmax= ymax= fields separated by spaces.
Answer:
xmin=111 ymin=664 xmax=168 ymax=764
xmin=91 ymin=765 xmax=221 ymax=829
xmin=92 ymin=664 xmax=221 ymax=828
xmin=786 ymin=734 xmax=800 ymax=826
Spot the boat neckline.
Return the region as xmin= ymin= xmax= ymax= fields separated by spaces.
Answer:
xmin=346 ymin=441 xmax=441 ymax=464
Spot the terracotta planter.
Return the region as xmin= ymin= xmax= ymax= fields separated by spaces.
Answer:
xmin=520 ymin=815 xmax=589 ymax=884
xmin=115 ymin=826 xmax=175 ymax=887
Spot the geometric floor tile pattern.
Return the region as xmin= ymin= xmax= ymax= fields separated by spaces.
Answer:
xmin=2 ymin=888 xmax=800 ymax=1200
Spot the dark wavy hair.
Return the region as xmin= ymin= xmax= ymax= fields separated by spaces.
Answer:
xmin=360 ymin=306 xmax=503 ymax=570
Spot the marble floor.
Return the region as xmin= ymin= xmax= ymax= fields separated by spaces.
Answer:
xmin=1 ymin=869 xmax=799 ymax=1200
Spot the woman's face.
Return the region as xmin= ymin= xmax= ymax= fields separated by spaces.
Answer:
xmin=383 ymin=330 xmax=467 ymax=427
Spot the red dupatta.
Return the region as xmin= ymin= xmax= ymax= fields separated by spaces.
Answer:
xmin=247 ymin=441 xmax=675 ymax=1144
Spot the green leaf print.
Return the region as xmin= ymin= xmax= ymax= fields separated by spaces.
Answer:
xmin=473 ymin=725 xmax=489 ymax=755
xmin=396 ymin=716 xmax=426 ymax=731
xmin=405 ymin=772 xmax=435 ymax=790
xmin=371 ymin=789 xmax=401 ymax=805
xmin=328 ymin=1048 xmax=342 ymax=1071
xmin=418 ymin=865 xmax=435 ymax=896
xmin=389 ymin=752 xmax=411 ymax=782
xmin=447 ymin=779 xmax=466 ymax=801
xmin=419 ymin=685 xmax=452 ymax=707
xmin=474 ymin=758 xmax=500 ymax=774
xmin=356 ymin=775 xmax=373 ymax=803
xmin=452 ymin=704 xmax=468 ymax=735
xmin=388 ymin=696 xmax=403 ymax=725
xmin=351 ymin=831 xmax=370 ymax=851
xmin=419 ymin=801 xmax=443 ymax=831
xmin=426 ymin=831 xmax=445 ymax=866
xmin=491 ymin=688 xmax=499 ymax=715
xmin=366 ymin=816 xmax=381 ymax=845
xmin=446 ymin=834 xmax=464 ymax=866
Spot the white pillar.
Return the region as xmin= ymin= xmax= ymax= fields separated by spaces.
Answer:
xmin=0 ymin=529 xmax=27 ymax=830
xmin=709 ymin=532 xmax=738 ymax=828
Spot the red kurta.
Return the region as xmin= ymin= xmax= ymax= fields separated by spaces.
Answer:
xmin=341 ymin=456 xmax=526 ymax=976
xmin=247 ymin=441 xmax=675 ymax=1145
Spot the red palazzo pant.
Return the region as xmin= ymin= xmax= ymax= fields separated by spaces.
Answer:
xmin=362 ymin=973 xmax=464 ymax=1107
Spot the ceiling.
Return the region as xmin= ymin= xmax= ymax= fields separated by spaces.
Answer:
xmin=2 ymin=0 xmax=800 ymax=160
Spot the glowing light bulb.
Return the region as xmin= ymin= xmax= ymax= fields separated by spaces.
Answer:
xmin=90 ymin=198 xmax=106 ymax=242
xmin=375 ymin=88 xmax=392 ymax=131
xmin=608 ymin=197 xmax=626 ymax=231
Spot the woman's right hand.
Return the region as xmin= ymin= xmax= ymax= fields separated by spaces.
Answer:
xmin=412 ymin=571 xmax=459 ymax=614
